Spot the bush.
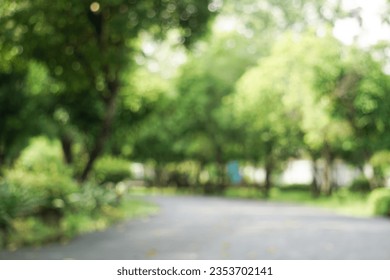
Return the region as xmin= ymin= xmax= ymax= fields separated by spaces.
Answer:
xmin=370 ymin=151 xmax=390 ymax=187
xmin=16 ymin=136 xmax=71 ymax=175
xmin=278 ymin=184 xmax=311 ymax=192
xmin=60 ymin=213 xmax=99 ymax=240
xmin=167 ymin=171 xmax=190 ymax=187
xmin=0 ymin=138 xmax=135 ymax=250
xmin=7 ymin=217 xmax=60 ymax=249
xmin=349 ymin=177 xmax=371 ymax=193
xmin=67 ymin=183 xmax=119 ymax=214
xmin=6 ymin=169 xmax=78 ymax=221
xmin=61 ymin=204 xmax=127 ymax=239
xmin=4 ymin=136 xmax=79 ymax=224
xmin=0 ymin=181 xmax=43 ymax=230
xmin=203 ymin=183 xmax=227 ymax=195
xmin=0 ymin=180 xmax=45 ymax=249
xmin=368 ymin=188 xmax=390 ymax=216
xmin=93 ymin=156 xmax=132 ymax=184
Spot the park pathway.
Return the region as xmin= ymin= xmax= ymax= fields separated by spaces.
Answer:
xmin=1 ymin=195 xmax=390 ymax=259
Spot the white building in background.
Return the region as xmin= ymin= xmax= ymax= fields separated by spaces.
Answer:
xmin=280 ymin=159 xmax=363 ymax=187
xmin=241 ymin=159 xmax=363 ymax=187
xmin=280 ymin=160 xmax=313 ymax=185
xmin=131 ymin=159 xmax=389 ymax=188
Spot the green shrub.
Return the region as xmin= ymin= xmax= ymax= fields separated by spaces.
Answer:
xmin=349 ymin=177 xmax=371 ymax=193
xmin=368 ymin=188 xmax=390 ymax=216
xmin=62 ymin=204 xmax=126 ymax=236
xmin=278 ymin=184 xmax=311 ymax=192
xmin=5 ymin=136 xmax=78 ymax=222
xmin=0 ymin=139 xmax=137 ymax=249
xmin=93 ymin=156 xmax=132 ymax=184
xmin=8 ymin=217 xmax=59 ymax=249
xmin=0 ymin=181 xmax=49 ymax=249
xmin=67 ymin=183 xmax=118 ymax=214
xmin=0 ymin=181 xmax=43 ymax=230
xmin=16 ymin=136 xmax=72 ymax=176
xmin=60 ymin=213 xmax=98 ymax=239
xmin=6 ymin=169 xmax=78 ymax=214
xmin=0 ymin=136 xmax=78 ymax=247
xmin=370 ymin=151 xmax=390 ymax=187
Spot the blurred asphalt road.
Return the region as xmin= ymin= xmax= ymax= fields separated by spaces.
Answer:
xmin=1 ymin=195 xmax=390 ymax=259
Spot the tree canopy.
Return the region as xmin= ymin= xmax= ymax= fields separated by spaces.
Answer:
xmin=1 ymin=0 xmax=390 ymax=191
xmin=1 ymin=0 xmax=216 ymax=180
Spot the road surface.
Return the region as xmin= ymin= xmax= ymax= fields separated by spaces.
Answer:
xmin=1 ymin=195 xmax=390 ymax=259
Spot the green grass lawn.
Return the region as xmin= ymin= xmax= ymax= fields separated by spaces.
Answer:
xmin=128 ymin=185 xmax=196 ymax=196
xmin=129 ymin=185 xmax=372 ymax=217
xmin=225 ymin=186 xmax=372 ymax=217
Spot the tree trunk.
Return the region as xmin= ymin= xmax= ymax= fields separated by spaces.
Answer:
xmin=196 ymin=161 xmax=205 ymax=187
xmin=263 ymin=139 xmax=275 ymax=198
xmin=264 ymin=159 xmax=273 ymax=198
xmin=0 ymin=150 xmax=4 ymax=171
xmin=60 ymin=133 xmax=73 ymax=165
xmin=372 ymin=167 xmax=385 ymax=189
xmin=311 ymin=160 xmax=320 ymax=197
xmin=215 ymin=148 xmax=226 ymax=193
xmin=78 ymin=12 xmax=122 ymax=182
xmin=79 ymin=87 xmax=119 ymax=182
xmin=321 ymin=144 xmax=334 ymax=196
xmin=154 ymin=163 xmax=164 ymax=187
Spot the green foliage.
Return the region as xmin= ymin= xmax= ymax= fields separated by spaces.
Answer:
xmin=60 ymin=210 xmax=118 ymax=240
xmin=112 ymin=69 xmax=173 ymax=160
xmin=348 ymin=177 xmax=371 ymax=193
xmin=0 ymin=70 xmax=31 ymax=167
xmin=92 ymin=156 xmax=132 ymax=184
xmin=3 ymin=199 xmax=157 ymax=249
xmin=6 ymin=137 xmax=77 ymax=214
xmin=368 ymin=188 xmax=390 ymax=216
xmin=370 ymin=150 xmax=390 ymax=187
xmin=7 ymin=169 xmax=77 ymax=211
xmin=0 ymin=181 xmax=43 ymax=231
xmin=67 ymin=183 xmax=119 ymax=214
xmin=278 ymin=184 xmax=311 ymax=192
xmin=131 ymin=30 xmax=265 ymax=189
xmin=231 ymin=30 xmax=390 ymax=195
xmin=0 ymin=0 xmax=217 ymax=249
xmin=61 ymin=199 xmax=158 ymax=240
xmin=1 ymin=0 xmax=215 ymax=181
xmin=223 ymin=185 xmax=371 ymax=216
xmin=7 ymin=217 xmax=59 ymax=249
xmin=2 ymin=0 xmax=390 ymax=252
xmin=0 ymin=137 xmax=155 ymax=249
xmin=15 ymin=137 xmax=71 ymax=174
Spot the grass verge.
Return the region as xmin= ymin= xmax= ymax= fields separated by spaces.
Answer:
xmin=2 ymin=197 xmax=158 ymax=252
xmin=129 ymin=185 xmax=372 ymax=217
xmin=225 ymin=186 xmax=371 ymax=217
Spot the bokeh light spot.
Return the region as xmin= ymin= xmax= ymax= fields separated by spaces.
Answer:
xmin=90 ymin=2 xmax=100 ymax=13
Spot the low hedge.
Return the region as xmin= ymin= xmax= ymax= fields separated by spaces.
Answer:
xmin=93 ymin=156 xmax=132 ymax=184
xmin=349 ymin=177 xmax=371 ymax=193
xmin=368 ymin=188 xmax=390 ymax=217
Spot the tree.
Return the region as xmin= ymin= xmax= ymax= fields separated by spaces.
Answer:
xmin=0 ymin=17 xmax=49 ymax=169
xmin=124 ymin=69 xmax=185 ymax=185
xmin=313 ymin=45 xmax=390 ymax=188
xmin=231 ymin=37 xmax=306 ymax=196
xmin=170 ymin=30 xmax=262 ymax=189
xmin=220 ymin=0 xmax=345 ymax=38
xmin=3 ymin=0 xmax=216 ymax=181
xmin=233 ymin=30 xmax=390 ymax=196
